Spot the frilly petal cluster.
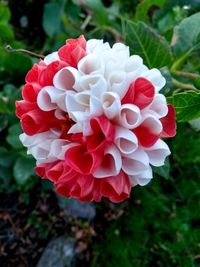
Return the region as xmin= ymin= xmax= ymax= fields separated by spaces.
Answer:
xmin=16 ymin=35 xmax=176 ymax=202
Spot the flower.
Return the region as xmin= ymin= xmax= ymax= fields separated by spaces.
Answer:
xmin=16 ymin=35 xmax=176 ymax=203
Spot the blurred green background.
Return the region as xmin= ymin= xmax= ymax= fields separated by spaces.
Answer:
xmin=0 ymin=0 xmax=200 ymax=266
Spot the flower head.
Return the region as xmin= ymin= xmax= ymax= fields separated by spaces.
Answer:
xmin=16 ymin=35 xmax=176 ymax=202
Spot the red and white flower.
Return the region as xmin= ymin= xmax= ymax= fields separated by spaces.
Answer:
xmin=16 ymin=35 xmax=176 ymax=202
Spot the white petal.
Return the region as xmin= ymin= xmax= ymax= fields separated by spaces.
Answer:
xmin=144 ymin=139 xmax=170 ymax=167
xmin=53 ymin=67 xmax=80 ymax=91
xmin=140 ymin=68 xmax=166 ymax=92
xmin=119 ymin=104 xmax=141 ymax=129
xmin=79 ymin=74 xmax=107 ymax=97
xmin=123 ymin=55 xmax=143 ymax=72
xmin=68 ymin=123 xmax=82 ymax=134
xmin=66 ymin=92 xmax=86 ymax=114
xmin=30 ymin=140 xmax=53 ymax=162
xmin=55 ymin=108 xmax=66 ymax=120
xmin=90 ymin=95 xmax=103 ymax=117
xmin=141 ymin=113 xmax=163 ymax=135
xmin=44 ymin=52 xmax=59 ymax=65
xmin=93 ymin=145 xmax=122 ymax=178
xmin=112 ymin=43 xmax=130 ymax=60
xmin=115 ymin=126 xmax=138 ymax=155
xmin=147 ymin=93 xmax=168 ymax=118
xmin=78 ymin=54 xmax=104 ymax=75
xmin=101 ymin=92 xmax=121 ymax=119
xmin=86 ymin=39 xmax=110 ymax=54
xmin=50 ymin=140 xmax=72 ymax=160
xmin=122 ymin=149 xmax=149 ymax=175
xmin=19 ymin=131 xmax=57 ymax=147
xmin=108 ymin=71 xmax=129 ymax=98
xmin=130 ymin=167 xmax=153 ymax=186
xmin=37 ymin=86 xmax=57 ymax=111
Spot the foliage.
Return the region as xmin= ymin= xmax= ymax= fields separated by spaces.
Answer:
xmin=0 ymin=0 xmax=200 ymax=266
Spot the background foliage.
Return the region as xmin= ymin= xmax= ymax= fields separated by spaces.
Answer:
xmin=0 ymin=0 xmax=200 ymax=266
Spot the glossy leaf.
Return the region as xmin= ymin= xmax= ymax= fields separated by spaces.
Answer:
xmin=168 ymin=91 xmax=200 ymax=122
xmin=125 ymin=21 xmax=173 ymax=68
xmin=172 ymin=12 xmax=200 ymax=55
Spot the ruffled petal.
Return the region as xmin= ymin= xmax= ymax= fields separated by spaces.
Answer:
xmin=144 ymin=139 xmax=171 ymax=167
xmin=115 ymin=126 xmax=138 ymax=155
xmin=93 ymin=145 xmax=122 ymax=178
xmin=160 ymin=104 xmax=176 ymax=137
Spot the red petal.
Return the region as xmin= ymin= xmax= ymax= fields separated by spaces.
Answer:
xmin=16 ymin=100 xmax=37 ymax=118
xmin=21 ymin=109 xmax=61 ymax=135
xmin=65 ymin=145 xmax=102 ymax=175
xmin=160 ymin=104 xmax=176 ymax=138
xmin=121 ymin=78 xmax=155 ymax=109
xmin=134 ymin=118 xmax=162 ymax=147
xmin=133 ymin=78 xmax=155 ymax=109
xmin=100 ymin=171 xmax=131 ymax=203
xmin=25 ymin=62 xmax=46 ymax=83
xmin=58 ymin=35 xmax=86 ymax=68
xmin=39 ymin=60 xmax=67 ymax=86
xmin=87 ymin=116 xmax=115 ymax=152
xmin=22 ymin=83 xmax=41 ymax=102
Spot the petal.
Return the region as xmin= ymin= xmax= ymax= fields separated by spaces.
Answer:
xmin=160 ymin=104 xmax=176 ymax=137
xmin=140 ymin=68 xmax=166 ymax=92
xmin=148 ymin=93 xmax=168 ymax=118
xmin=79 ymin=74 xmax=107 ymax=97
xmin=108 ymin=71 xmax=129 ymax=98
xmin=37 ymin=86 xmax=57 ymax=111
xmin=100 ymin=171 xmax=131 ymax=202
xmin=93 ymin=145 xmax=122 ymax=178
xmin=78 ymin=54 xmax=104 ymax=75
xmin=122 ymin=148 xmax=149 ymax=175
xmin=144 ymin=139 xmax=171 ymax=167
xmin=87 ymin=116 xmax=115 ymax=152
xmin=53 ymin=67 xmax=80 ymax=91
xmin=115 ymin=126 xmax=138 ymax=155
xmin=101 ymin=92 xmax=121 ymax=120
xmin=134 ymin=114 xmax=162 ymax=147
xmin=130 ymin=167 xmax=153 ymax=186
xmin=22 ymin=83 xmax=41 ymax=102
xmin=119 ymin=104 xmax=141 ymax=129
xmin=16 ymin=100 xmax=37 ymax=118
xmin=65 ymin=144 xmax=102 ymax=174
xmin=44 ymin=52 xmax=59 ymax=65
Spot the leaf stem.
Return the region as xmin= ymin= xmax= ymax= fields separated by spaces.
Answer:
xmin=171 ymin=70 xmax=199 ymax=80
xmin=172 ymin=78 xmax=199 ymax=91
xmin=5 ymin=45 xmax=44 ymax=59
xmin=102 ymin=26 xmax=124 ymax=42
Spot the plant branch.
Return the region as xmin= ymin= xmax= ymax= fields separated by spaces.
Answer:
xmin=5 ymin=45 xmax=44 ymax=59
xmin=102 ymin=26 xmax=124 ymax=42
xmin=171 ymin=70 xmax=199 ymax=80
xmin=172 ymin=78 xmax=199 ymax=91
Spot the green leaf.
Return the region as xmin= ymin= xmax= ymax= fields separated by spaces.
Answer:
xmin=0 ymin=3 xmax=11 ymax=23
xmin=13 ymin=157 xmax=35 ymax=185
xmin=135 ymin=0 xmax=167 ymax=22
xmin=0 ymin=24 xmax=14 ymax=41
xmin=193 ymin=77 xmax=200 ymax=89
xmin=171 ymin=123 xmax=200 ymax=166
xmin=152 ymin=158 xmax=170 ymax=179
xmin=172 ymin=12 xmax=200 ymax=56
xmin=43 ymin=3 xmax=62 ymax=37
xmin=0 ymin=97 xmax=9 ymax=113
xmin=4 ymin=53 xmax=33 ymax=76
xmin=85 ymin=0 xmax=109 ymax=25
xmin=0 ymin=147 xmax=15 ymax=167
xmin=168 ymin=91 xmax=200 ymax=122
xmin=125 ymin=21 xmax=173 ymax=68
xmin=6 ymin=123 xmax=23 ymax=149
